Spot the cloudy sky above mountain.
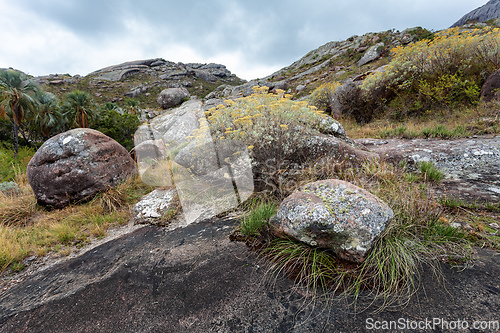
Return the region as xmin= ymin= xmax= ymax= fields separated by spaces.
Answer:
xmin=0 ymin=0 xmax=487 ymax=80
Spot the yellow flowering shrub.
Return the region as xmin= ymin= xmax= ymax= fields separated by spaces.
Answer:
xmin=205 ymin=86 xmax=327 ymax=194
xmin=361 ymin=26 xmax=500 ymax=113
xmin=308 ymin=82 xmax=341 ymax=114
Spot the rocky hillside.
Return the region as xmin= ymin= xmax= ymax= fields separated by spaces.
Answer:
xmin=32 ymin=58 xmax=245 ymax=108
xmin=207 ymin=27 xmax=434 ymax=100
xmin=451 ymin=0 xmax=500 ymax=27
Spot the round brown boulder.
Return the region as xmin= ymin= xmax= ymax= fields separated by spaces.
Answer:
xmin=27 ymin=128 xmax=137 ymax=208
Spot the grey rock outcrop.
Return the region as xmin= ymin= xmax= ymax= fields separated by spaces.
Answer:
xmin=132 ymin=188 xmax=179 ymax=225
xmin=481 ymin=69 xmax=500 ymax=102
xmin=27 ymin=129 xmax=137 ymax=208
xmin=149 ymin=99 xmax=202 ymax=143
xmin=451 ymin=0 xmax=500 ymax=27
xmin=271 ymin=179 xmax=393 ymax=263
xmin=358 ymin=136 xmax=500 ymax=202
xmin=357 ymin=42 xmax=385 ymax=66
xmin=157 ymin=87 xmax=190 ymax=109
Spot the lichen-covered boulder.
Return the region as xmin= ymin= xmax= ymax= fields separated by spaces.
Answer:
xmin=27 ymin=128 xmax=137 ymax=208
xmin=271 ymin=179 xmax=393 ymax=263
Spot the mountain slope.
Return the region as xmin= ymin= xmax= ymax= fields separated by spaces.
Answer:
xmin=33 ymin=59 xmax=245 ymax=109
xmin=451 ymin=0 xmax=500 ymax=27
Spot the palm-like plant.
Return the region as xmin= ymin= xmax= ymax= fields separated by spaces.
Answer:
xmin=32 ymin=91 xmax=64 ymax=139
xmin=63 ymin=90 xmax=97 ymax=128
xmin=0 ymin=69 xmax=39 ymax=156
xmin=125 ymin=99 xmax=140 ymax=115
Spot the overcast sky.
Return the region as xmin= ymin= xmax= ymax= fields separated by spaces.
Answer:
xmin=0 ymin=0 xmax=488 ymax=80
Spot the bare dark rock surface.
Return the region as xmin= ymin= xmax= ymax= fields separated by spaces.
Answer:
xmin=0 ymin=218 xmax=499 ymax=332
xmin=358 ymin=135 xmax=500 ymax=202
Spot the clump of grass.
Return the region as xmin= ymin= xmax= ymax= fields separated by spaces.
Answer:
xmin=240 ymin=201 xmax=277 ymax=237
xmin=0 ymin=192 xmax=38 ymax=227
xmin=91 ymin=184 xmax=127 ymax=213
xmin=419 ymin=161 xmax=445 ymax=183
xmin=263 ymin=238 xmax=342 ymax=297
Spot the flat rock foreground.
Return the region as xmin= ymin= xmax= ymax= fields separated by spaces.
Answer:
xmin=0 ymin=218 xmax=499 ymax=332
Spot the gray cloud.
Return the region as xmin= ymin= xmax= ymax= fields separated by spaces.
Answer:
xmin=1 ymin=0 xmax=489 ymax=79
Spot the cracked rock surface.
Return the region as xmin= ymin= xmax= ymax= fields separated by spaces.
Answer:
xmin=358 ymin=135 xmax=500 ymax=202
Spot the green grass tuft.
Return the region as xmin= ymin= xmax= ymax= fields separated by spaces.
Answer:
xmin=419 ymin=161 xmax=445 ymax=183
xmin=240 ymin=202 xmax=277 ymax=237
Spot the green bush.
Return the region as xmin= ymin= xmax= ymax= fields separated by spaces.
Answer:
xmin=92 ymin=109 xmax=140 ymax=151
xmin=0 ymin=146 xmax=35 ymax=182
xmin=308 ymin=82 xmax=341 ymax=116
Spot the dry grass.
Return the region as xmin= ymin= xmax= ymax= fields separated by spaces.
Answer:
xmin=0 ymin=174 xmax=153 ymax=273
xmin=342 ymin=101 xmax=500 ymax=139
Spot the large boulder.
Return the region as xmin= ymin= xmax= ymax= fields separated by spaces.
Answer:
xmin=481 ymin=69 xmax=500 ymax=103
xmin=149 ymin=99 xmax=202 ymax=144
xmin=157 ymin=87 xmax=190 ymax=109
xmin=27 ymin=128 xmax=137 ymax=208
xmin=271 ymin=179 xmax=393 ymax=263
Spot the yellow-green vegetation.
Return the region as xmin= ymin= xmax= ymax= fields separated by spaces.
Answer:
xmin=362 ymin=26 xmax=500 ymax=116
xmin=239 ymin=201 xmax=278 ymax=237
xmin=239 ymin=159 xmax=498 ymax=309
xmin=0 ymin=157 xmax=153 ymax=273
xmin=205 ymin=86 xmax=328 ymax=196
xmin=308 ymin=82 xmax=341 ymax=115
xmin=207 ymin=86 xmax=325 ymax=140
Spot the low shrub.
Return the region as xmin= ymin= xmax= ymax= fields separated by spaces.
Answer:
xmin=92 ymin=109 xmax=140 ymax=151
xmin=308 ymin=82 xmax=341 ymax=116
xmin=206 ymin=86 xmax=327 ymax=196
xmin=362 ymin=26 xmax=500 ymax=116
